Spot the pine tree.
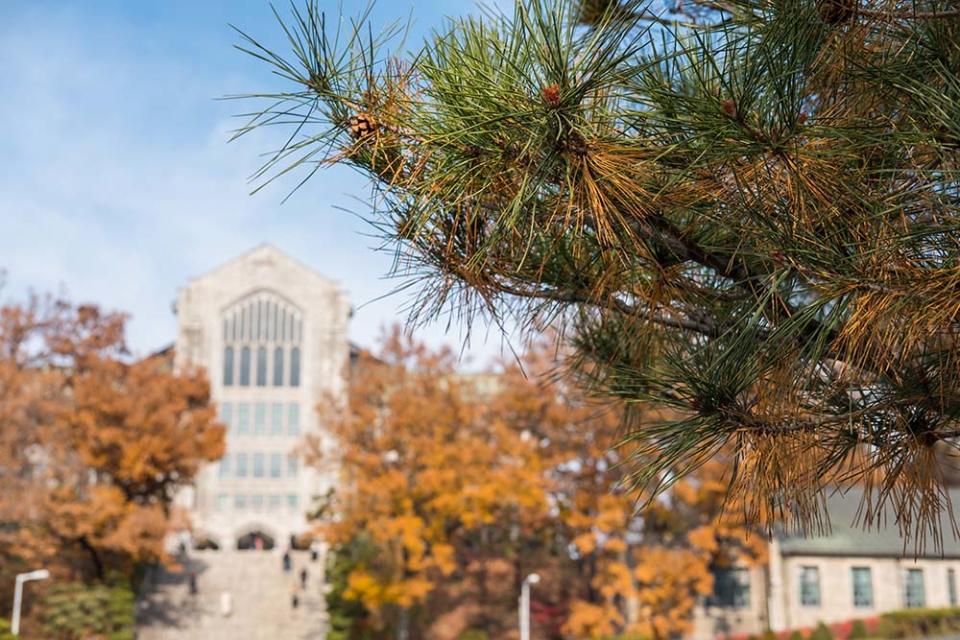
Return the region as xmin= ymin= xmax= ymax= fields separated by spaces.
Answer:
xmin=235 ymin=0 xmax=960 ymax=538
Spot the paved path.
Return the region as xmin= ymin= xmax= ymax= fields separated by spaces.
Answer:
xmin=136 ymin=550 xmax=327 ymax=640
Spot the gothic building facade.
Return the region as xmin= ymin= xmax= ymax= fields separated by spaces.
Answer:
xmin=173 ymin=244 xmax=350 ymax=550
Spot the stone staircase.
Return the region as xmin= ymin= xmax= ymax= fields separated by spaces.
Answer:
xmin=136 ymin=550 xmax=328 ymax=640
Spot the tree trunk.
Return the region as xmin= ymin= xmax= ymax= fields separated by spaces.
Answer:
xmin=78 ymin=536 xmax=105 ymax=580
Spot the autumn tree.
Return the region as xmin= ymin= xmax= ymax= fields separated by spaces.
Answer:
xmin=0 ymin=294 xmax=224 ymax=616
xmin=237 ymin=0 xmax=960 ymax=537
xmin=315 ymin=329 xmax=764 ymax=639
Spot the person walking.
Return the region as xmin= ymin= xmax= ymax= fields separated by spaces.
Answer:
xmin=220 ymin=590 xmax=233 ymax=617
xmin=282 ymin=550 xmax=292 ymax=572
xmin=290 ymin=584 xmax=300 ymax=610
xmin=188 ymin=571 xmax=198 ymax=596
xmin=299 ymin=567 xmax=308 ymax=589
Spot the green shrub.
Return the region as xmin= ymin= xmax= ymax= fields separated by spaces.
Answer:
xmin=39 ymin=579 xmax=134 ymax=640
xmin=789 ymin=630 xmax=804 ymax=640
xmin=809 ymin=622 xmax=833 ymax=640
xmin=762 ymin=632 xmax=778 ymax=640
xmin=0 ymin=619 xmax=15 ymax=640
xmin=877 ymin=607 xmax=960 ymax=638
xmin=848 ymin=619 xmax=868 ymax=640
xmin=459 ymin=631 xmax=488 ymax=640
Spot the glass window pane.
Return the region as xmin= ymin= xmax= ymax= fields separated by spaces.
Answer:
xmin=256 ymin=346 xmax=267 ymax=386
xmin=290 ymin=347 xmax=301 ymax=387
xmin=237 ymin=403 xmax=250 ymax=435
xmin=271 ymin=402 xmax=283 ymax=435
xmin=287 ymin=494 xmax=299 ymax=509
xmin=906 ymin=568 xmax=925 ymax=608
xmin=219 ymin=402 xmax=233 ymax=433
xmin=251 ymin=494 xmax=264 ymax=510
xmin=287 ymin=455 xmax=298 ymax=478
xmin=288 ymin=403 xmax=300 ymax=436
xmin=269 ymin=494 xmax=282 ymax=510
xmin=253 ymin=453 xmax=265 ymax=478
xmin=800 ymin=566 xmax=821 ymax=607
xmin=254 ymin=403 xmax=266 ymax=436
xmin=223 ymin=346 xmax=234 ymax=386
xmin=217 ymin=494 xmax=229 ymax=510
xmin=270 ymin=453 xmax=283 ymax=478
xmin=236 ymin=453 xmax=248 ymax=477
xmin=852 ymin=567 xmax=873 ymax=608
xmin=218 ymin=454 xmax=230 ymax=478
xmin=234 ymin=494 xmax=247 ymax=509
xmin=273 ymin=347 xmax=284 ymax=386
xmin=239 ymin=346 xmax=251 ymax=386
xmin=708 ymin=568 xmax=749 ymax=609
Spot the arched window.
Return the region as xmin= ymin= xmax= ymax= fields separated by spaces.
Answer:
xmin=239 ymin=346 xmax=251 ymax=386
xmin=256 ymin=346 xmax=267 ymax=386
xmin=273 ymin=347 xmax=284 ymax=386
xmin=290 ymin=347 xmax=301 ymax=387
xmin=223 ymin=346 xmax=234 ymax=386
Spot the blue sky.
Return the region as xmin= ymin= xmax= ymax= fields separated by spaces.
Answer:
xmin=0 ymin=0 xmax=515 ymax=364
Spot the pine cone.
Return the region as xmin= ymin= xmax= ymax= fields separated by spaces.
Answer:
xmin=817 ymin=0 xmax=856 ymax=24
xmin=348 ymin=113 xmax=378 ymax=140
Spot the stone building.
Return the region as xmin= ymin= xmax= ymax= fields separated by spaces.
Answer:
xmin=693 ymin=489 xmax=960 ymax=639
xmin=172 ymin=244 xmax=350 ymax=550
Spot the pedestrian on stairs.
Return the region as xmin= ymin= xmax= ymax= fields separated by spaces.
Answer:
xmin=188 ymin=571 xmax=198 ymax=596
xmin=220 ymin=590 xmax=233 ymax=617
xmin=290 ymin=584 xmax=300 ymax=610
xmin=300 ymin=567 xmax=308 ymax=589
xmin=282 ymin=550 xmax=292 ymax=572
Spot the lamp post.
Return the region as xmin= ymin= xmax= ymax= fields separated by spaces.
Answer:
xmin=519 ymin=572 xmax=540 ymax=640
xmin=11 ymin=569 xmax=50 ymax=636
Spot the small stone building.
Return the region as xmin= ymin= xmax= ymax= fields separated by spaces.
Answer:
xmin=693 ymin=490 xmax=960 ymax=639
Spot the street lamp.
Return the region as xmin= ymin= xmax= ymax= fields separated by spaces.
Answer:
xmin=11 ymin=569 xmax=50 ymax=636
xmin=519 ymin=572 xmax=540 ymax=640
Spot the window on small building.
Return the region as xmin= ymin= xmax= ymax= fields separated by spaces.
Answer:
xmin=287 ymin=494 xmax=299 ymax=509
xmin=239 ymin=346 xmax=251 ymax=386
xmin=250 ymin=494 xmax=264 ymax=510
xmin=800 ymin=566 xmax=821 ymax=607
xmin=290 ymin=347 xmax=301 ymax=387
xmin=950 ymin=568 xmax=957 ymax=607
xmin=270 ymin=453 xmax=283 ymax=478
xmin=287 ymin=455 xmax=299 ymax=478
xmin=253 ymin=453 xmax=265 ymax=478
xmin=235 ymin=453 xmax=248 ymax=478
xmin=707 ymin=567 xmax=750 ymax=608
xmin=273 ymin=347 xmax=284 ymax=386
xmin=852 ymin=567 xmax=873 ymax=608
xmin=268 ymin=494 xmax=282 ymax=510
xmin=256 ymin=346 xmax=268 ymax=386
xmin=905 ymin=568 xmax=926 ymax=608
xmin=234 ymin=494 xmax=247 ymax=509
xmin=217 ymin=494 xmax=229 ymax=510
xmin=223 ymin=346 xmax=234 ymax=386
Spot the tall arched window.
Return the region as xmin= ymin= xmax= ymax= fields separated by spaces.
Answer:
xmin=290 ymin=347 xmax=301 ymax=387
xmin=273 ymin=347 xmax=284 ymax=386
xmin=239 ymin=346 xmax=251 ymax=386
xmin=256 ymin=346 xmax=267 ymax=386
xmin=222 ymin=293 xmax=303 ymax=388
xmin=223 ymin=346 xmax=234 ymax=386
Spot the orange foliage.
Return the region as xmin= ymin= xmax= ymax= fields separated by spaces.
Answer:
xmin=0 ymin=295 xmax=224 ymax=587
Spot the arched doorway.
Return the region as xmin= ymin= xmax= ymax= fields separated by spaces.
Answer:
xmin=236 ymin=530 xmax=276 ymax=551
